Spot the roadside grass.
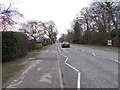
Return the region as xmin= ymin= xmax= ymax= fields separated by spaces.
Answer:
xmin=32 ymin=44 xmax=51 ymax=52
xmin=2 ymin=64 xmax=24 ymax=81
xmin=2 ymin=44 xmax=51 ymax=82
xmin=0 ymin=66 xmax=2 ymax=81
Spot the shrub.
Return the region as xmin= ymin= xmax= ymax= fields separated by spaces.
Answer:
xmin=35 ymin=43 xmax=43 ymax=49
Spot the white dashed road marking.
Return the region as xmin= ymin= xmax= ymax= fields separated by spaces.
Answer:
xmin=73 ymin=47 xmax=119 ymax=64
xmin=92 ymin=53 xmax=96 ymax=56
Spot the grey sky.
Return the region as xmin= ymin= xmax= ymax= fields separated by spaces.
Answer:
xmin=2 ymin=0 xmax=92 ymax=37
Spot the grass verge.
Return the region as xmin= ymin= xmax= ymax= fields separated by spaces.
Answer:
xmin=32 ymin=44 xmax=51 ymax=52
xmin=2 ymin=64 xmax=24 ymax=81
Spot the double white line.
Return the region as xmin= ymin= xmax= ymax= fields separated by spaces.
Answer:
xmin=58 ymin=47 xmax=81 ymax=90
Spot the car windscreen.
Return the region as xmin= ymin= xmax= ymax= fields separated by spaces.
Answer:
xmin=63 ymin=42 xmax=69 ymax=44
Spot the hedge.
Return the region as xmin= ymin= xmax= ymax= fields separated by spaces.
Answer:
xmin=35 ymin=43 xmax=43 ymax=49
xmin=2 ymin=31 xmax=30 ymax=62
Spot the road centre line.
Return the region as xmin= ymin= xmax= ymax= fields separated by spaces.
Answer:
xmin=96 ymin=55 xmax=120 ymax=64
xmin=72 ymin=47 xmax=120 ymax=64
xmin=92 ymin=53 xmax=96 ymax=56
xmin=58 ymin=46 xmax=81 ymax=89
xmin=114 ymin=59 xmax=120 ymax=63
xmin=58 ymin=46 xmax=62 ymax=53
xmin=88 ymin=51 xmax=120 ymax=63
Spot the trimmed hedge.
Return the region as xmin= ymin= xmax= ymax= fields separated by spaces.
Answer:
xmin=2 ymin=31 xmax=29 ymax=62
xmin=35 ymin=43 xmax=43 ymax=49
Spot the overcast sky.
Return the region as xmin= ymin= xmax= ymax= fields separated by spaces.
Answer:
xmin=2 ymin=0 xmax=92 ymax=37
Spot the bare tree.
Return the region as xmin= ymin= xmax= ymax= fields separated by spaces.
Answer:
xmin=98 ymin=2 xmax=119 ymax=46
xmin=19 ymin=21 xmax=44 ymax=42
xmin=20 ymin=20 xmax=58 ymax=44
xmin=70 ymin=1 xmax=119 ymax=46
xmin=42 ymin=20 xmax=58 ymax=44
xmin=0 ymin=2 xmax=23 ymax=31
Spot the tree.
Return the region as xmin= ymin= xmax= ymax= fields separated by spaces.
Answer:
xmin=73 ymin=21 xmax=81 ymax=43
xmin=42 ymin=20 xmax=58 ymax=44
xmin=66 ymin=29 xmax=74 ymax=42
xmin=66 ymin=1 xmax=119 ymax=46
xmin=99 ymin=2 xmax=120 ymax=46
xmin=19 ymin=21 xmax=45 ymax=42
xmin=0 ymin=2 xmax=23 ymax=31
xmin=20 ymin=20 xmax=58 ymax=44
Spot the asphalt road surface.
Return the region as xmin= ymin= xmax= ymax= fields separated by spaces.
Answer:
xmin=57 ymin=43 xmax=119 ymax=89
xmin=5 ymin=43 xmax=119 ymax=89
xmin=6 ymin=45 xmax=62 ymax=88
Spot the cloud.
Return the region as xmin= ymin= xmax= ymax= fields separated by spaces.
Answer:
xmin=1 ymin=0 xmax=91 ymax=36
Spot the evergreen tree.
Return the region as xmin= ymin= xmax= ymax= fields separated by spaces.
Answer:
xmin=73 ymin=21 xmax=81 ymax=43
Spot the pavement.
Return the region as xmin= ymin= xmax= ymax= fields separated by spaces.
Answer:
xmin=5 ymin=44 xmax=62 ymax=89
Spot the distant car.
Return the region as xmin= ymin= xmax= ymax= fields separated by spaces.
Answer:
xmin=61 ymin=42 xmax=70 ymax=48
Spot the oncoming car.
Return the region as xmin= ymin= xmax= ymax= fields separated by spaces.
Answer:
xmin=61 ymin=42 xmax=70 ymax=48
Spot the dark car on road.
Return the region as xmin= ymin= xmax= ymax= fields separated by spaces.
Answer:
xmin=61 ymin=42 xmax=70 ymax=48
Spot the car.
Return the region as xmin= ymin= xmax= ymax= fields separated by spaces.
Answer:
xmin=61 ymin=42 xmax=70 ymax=48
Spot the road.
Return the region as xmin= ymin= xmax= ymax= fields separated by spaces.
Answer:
xmin=5 ymin=43 xmax=119 ymax=89
xmin=6 ymin=45 xmax=62 ymax=88
xmin=57 ymin=43 xmax=119 ymax=89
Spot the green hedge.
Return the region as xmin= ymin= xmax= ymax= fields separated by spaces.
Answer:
xmin=35 ymin=43 xmax=43 ymax=49
xmin=2 ymin=31 xmax=29 ymax=62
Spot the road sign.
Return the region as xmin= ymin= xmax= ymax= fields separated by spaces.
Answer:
xmin=107 ymin=40 xmax=112 ymax=46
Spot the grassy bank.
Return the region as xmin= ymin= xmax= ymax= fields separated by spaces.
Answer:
xmin=32 ymin=44 xmax=51 ymax=52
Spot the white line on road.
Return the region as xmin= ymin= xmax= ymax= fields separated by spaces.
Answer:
xmin=89 ymin=52 xmax=120 ymax=63
xmin=81 ymin=49 xmax=83 ymax=52
xmin=114 ymin=59 xmax=120 ymax=63
xmin=92 ymin=53 xmax=96 ymax=56
xmin=58 ymin=46 xmax=62 ymax=53
xmin=58 ymin=47 xmax=81 ymax=89
xmin=96 ymin=55 xmax=120 ymax=64
xmin=7 ymin=60 xmax=42 ymax=88
xmin=77 ymin=72 xmax=81 ymax=90
xmin=72 ymin=47 xmax=119 ymax=64
xmin=90 ymin=52 xmax=119 ymax=63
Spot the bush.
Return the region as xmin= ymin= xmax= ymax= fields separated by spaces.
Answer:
xmin=28 ymin=40 xmax=36 ymax=51
xmin=35 ymin=43 xmax=43 ymax=49
xmin=2 ymin=31 xmax=29 ymax=62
